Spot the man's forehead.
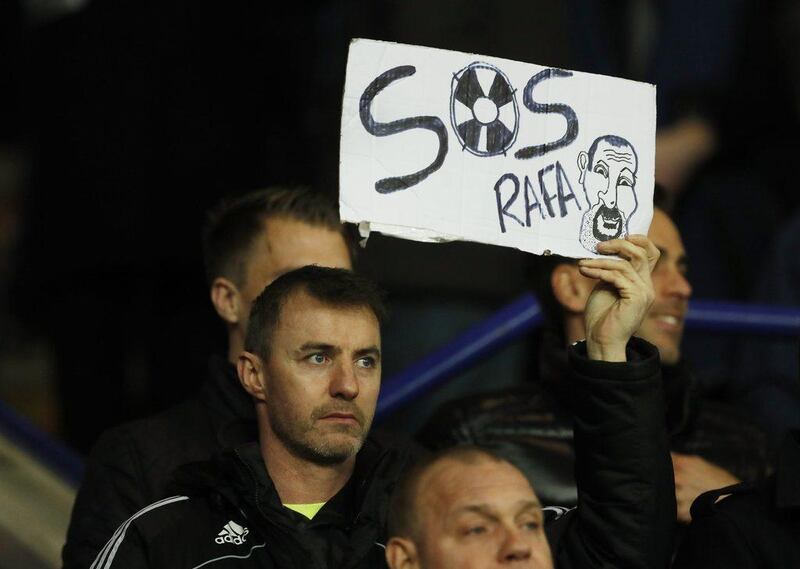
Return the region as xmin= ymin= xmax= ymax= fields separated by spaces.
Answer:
xmin=245 ymin=218 xmax=352 ymax=292
xmin=275 ymin=290 xmax=380 ymax=340
xmin=421 ymin=457 xmax=537 ymax=513
xmin=253 ymin=213 xmax=343 ymax=249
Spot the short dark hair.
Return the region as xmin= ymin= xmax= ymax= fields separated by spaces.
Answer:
xmin=244 ymin=266 xmax=387 ymax=360
xmin=388 ymin=446 xmax=507 ymax=541
xmin=202 ymin=187 xmax=350 ymax=287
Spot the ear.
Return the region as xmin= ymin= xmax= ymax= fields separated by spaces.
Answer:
xmin=210 ymin=277 xmax=243 ymax=325
xmin=237 ymin=351 xmax=267 ymax=402
xmin=385 ymin=537 xmax=420 ymax=569
xmin=577 ymin=151 xmax=589 ymax=184
xmin=551 ymin=264 xmax=593 ymax=314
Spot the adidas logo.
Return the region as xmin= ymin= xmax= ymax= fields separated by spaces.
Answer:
xmin=215 ymin=521 xmax=249 ymax=545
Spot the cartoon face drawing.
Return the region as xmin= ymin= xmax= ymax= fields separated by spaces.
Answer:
xmin=577 ymin=135 xmax=639 ymax=252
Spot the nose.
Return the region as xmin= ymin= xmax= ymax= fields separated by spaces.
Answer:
xmin=498 ymin=528 xmax=532 ymax=563
xmin=666 ymin=268 xmax=692 ymax=300
xmin=330 ymin=362 xmax=359 ymax=400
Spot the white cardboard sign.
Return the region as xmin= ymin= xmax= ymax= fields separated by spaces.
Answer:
xmin=340 ymin=39 xmax=656 ymax=258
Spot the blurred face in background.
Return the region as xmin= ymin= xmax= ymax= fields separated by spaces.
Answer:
xmin=238 ymin=217 xmax=352 ymax=330
xmin=637 ymin=209 xmax=692 ymax=365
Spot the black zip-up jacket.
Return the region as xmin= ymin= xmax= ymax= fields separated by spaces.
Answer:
xmin=64 ymin=356 xmax=256 ymax=569
xmin=91 ymin=438 xmax=413 ymax=569
xmin=89 ymin=338 xmax=676 ymax=569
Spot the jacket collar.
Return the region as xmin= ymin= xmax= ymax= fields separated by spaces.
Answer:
xmin=230 ymin=434 xmax=413 ymax=529
xmin=199 ymin=355 xmax=257 ymax=448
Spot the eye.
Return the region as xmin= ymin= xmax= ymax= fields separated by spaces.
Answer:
xmin=308 ymin=353 xmax=329 ymax=365
xmin=464 ymin=526 xmax=487 ymax=536
xmin=593 ymin=164 xmax=608 ymax=178
xmin=523 ymin=521 xmax=541 ymax=531
xmin=356 ymin=356 xmax=376 ymax=369
xmin=618 ymin=176 xmax=632 ymax=187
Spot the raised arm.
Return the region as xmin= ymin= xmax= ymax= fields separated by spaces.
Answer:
xmin=551 ymin=235 xmax=676 ymax=569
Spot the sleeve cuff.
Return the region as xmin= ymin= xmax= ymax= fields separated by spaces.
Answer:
xmin=568 ymin=336 xmax=661 ymax=383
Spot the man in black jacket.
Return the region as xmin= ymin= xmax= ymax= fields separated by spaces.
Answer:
xmin=674 ymin=430 xmax=800 ymax=568
xmin=422 ymin=206 xmax=769 ymax=523
xmin=92 ymin=235 xmax=676 ymax=568
xmin=64 ymin=188 xmax=353 ymax=569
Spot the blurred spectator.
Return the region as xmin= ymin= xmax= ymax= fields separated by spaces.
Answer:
xmin=568 ymin=0 xmax=800 ymax=390
xmin=674 ymin=430 xmax=800 ymax=568
xmin=421 ymin=204 xmax=770 ymax=526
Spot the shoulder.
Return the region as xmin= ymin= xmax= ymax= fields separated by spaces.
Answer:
xmin=93 ymin=495 xmax=261 ymax=569
xmin=674 ymin=483 xmax=766 ymax=567
xmin=80 ymin=396 xmax=218 ymax=515
xmin=90 ymin=495 xmax=193 ymax=568
xmin=686 ymin=481 xmax=766 ymax=546
xmin=417 ymin=385 xmax=561 ymax=449
xmin=685 ymin=399 xmax=770 ymax=476
xmin=690 ymin=480 xmax=767 ymax=523
xmin=90 ymin=396 xmax=214 ymax=468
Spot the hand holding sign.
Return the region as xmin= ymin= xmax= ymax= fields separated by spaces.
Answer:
xmin=340 ymin=39 xmax=656 ymax=259
xmin=579 ymin=235 xmax=659 ymax=362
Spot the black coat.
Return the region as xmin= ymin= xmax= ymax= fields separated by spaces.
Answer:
xmin=63 ymin=356 xmax=256 ymax=569
xmin=420 ymin=335 xmax=770 ymax=507
xmin=674 ymin=430 xmax=800 ymax=568
xmin=91 ymin=439 xmax=413 ymax=569
xmin=86 ymin=338 xmax=676 ymax=569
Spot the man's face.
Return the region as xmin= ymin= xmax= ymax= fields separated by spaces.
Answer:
xmin=261 ymin=290 xmax=381 ymax=465
xmin=239 ymin=218 xmax=352 ymax=328
xmin=414 ymin=457 xmax=553 ymax=569
xmin=582 ymin=140 xmax=637 ymax=241
xmin=637 ymin=210 xmax=692 ymax=365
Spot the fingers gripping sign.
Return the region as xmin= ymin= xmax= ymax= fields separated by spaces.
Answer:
xmin=577 ymin=235 xmax=660 ymax=362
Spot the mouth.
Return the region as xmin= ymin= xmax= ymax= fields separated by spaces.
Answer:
xmin=320 ymin=412 xmax=359 ymax=425
xmin=650 ymin=313 xmax=684 ymax=332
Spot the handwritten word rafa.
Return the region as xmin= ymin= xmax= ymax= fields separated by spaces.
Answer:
xmin=493 ymin=161 xmax=584 ymax=233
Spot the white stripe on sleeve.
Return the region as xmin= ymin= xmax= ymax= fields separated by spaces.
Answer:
xmin=91 ymin=495 xmax=190 ymax=569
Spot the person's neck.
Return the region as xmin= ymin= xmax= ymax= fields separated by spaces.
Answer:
xmin=563 ymin=314 xmax=584 ymax=346
xmin=259 ymin=432 xmax=355 ymax=505
xmin=227 ymin=328 xmax=244 ymax=364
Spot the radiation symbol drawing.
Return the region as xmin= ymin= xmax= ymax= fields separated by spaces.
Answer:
xmin=450 ymin=62 xmax=519 ymax=157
